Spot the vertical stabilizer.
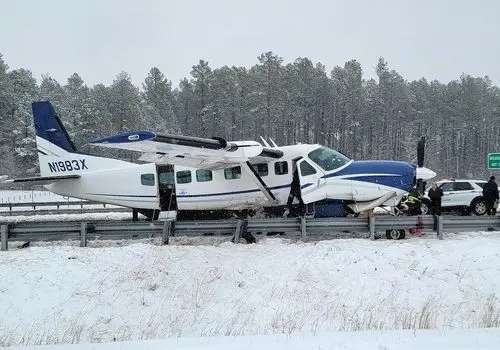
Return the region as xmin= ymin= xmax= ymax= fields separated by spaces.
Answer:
xmin=32 ymin=101 xmax=134 ymax=177
xmin=32 ymin=101 xmax=77 ymax=155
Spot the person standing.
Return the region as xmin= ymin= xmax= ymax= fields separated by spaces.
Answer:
xmin=406 ymin=185 xmax=422 ymax=216
xmin=283 ymin=158 xmax=305 ymax=217
xmin=483 ymin=176 xmax=499 ymax=215
xmin=428 ymin=183 xmax=444 ymax=215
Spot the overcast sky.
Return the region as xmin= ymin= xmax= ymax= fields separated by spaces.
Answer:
xmin=1 ymin=0 xmax=499 ymax=88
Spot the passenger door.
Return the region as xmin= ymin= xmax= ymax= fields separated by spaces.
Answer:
xmin=297 ymin=158 xmax=327 ymax=204
xmin=439 ymin=182 xmax=455 ymax=207
xmin=157 ymin=165 xmax=177 ymax=210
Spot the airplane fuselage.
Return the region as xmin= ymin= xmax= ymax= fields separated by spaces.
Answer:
xmin=44 ymin=142 xmax=416 ymax=213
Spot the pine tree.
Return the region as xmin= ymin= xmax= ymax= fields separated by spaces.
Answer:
xmin=9 ymin=69 xmax=39 ymax=174
xmin=190 ymin=60 xmax=214 ymax=136
xmin=63 ymin=73 xmax=94 ymax=146
xmin=142 ymin=67 xmax=179 ymax=134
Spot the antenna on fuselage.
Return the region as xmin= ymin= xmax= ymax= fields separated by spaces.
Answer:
xmin=260 ymin=136 xmax=271 ymax=147
xmin=269 ymin=138 xmax=278 ymax=148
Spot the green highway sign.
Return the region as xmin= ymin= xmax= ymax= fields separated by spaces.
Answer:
xmin=488 ymin=153 xmax=500 ymax=169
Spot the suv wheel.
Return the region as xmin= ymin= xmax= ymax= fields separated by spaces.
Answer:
xmin=471 ymin=198 xmax=487 ymax=216
xmin=386 ymin=229 xmax=406 ymax=240
xmin=420 ymin=199 xmax=431 ymax=215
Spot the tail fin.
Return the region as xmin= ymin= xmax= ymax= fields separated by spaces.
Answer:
xmin=32 ymin=101 xmax=77 ymax=155
xmin=32 ymin=100 xmax=135 ymax=177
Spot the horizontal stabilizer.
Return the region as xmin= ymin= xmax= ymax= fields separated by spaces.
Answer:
xmin=0 ymin=174 xmax=80 ymax=186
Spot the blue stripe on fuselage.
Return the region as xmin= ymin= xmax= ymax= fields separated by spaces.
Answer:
xmin=323 ymin=160 xmax=416 ymax=192
xmin=177 ymin=183 xmax=291 ymax=198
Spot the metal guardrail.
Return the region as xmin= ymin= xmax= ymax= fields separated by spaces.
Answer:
xmin=1 ymin=215 xmax=500 ymax=251
xmin=0 ymin=200 xmax=131 ymax=216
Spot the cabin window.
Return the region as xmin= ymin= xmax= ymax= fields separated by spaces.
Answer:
xmin=252 ymin=163 xmax=269 ymax=177
xmin=196 ymin=169 xmax=213 ymax=182
xmin=176 ymin=170 xmax=192 ymax=184
xmin=224 ymin=166 xmax=241 ymax=180
xmin=308 ymin=146 xmax=350 ymax=171
xmin=274 ymin=161 xmax=288 ymax=175
xmin=141 ymin=173 xmax=155 ymax=186
xmin=300 ymin=161 xmax=317 ymax=176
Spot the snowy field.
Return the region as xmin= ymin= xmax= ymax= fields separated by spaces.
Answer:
xmin=2 ymin=231 xmax=500 ymax=348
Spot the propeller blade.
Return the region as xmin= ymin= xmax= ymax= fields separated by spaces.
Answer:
xmin=417 ymin=136 xmax=425 ymax=167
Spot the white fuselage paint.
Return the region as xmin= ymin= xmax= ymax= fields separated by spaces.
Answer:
xmin=37 ymin=138 xmax=412 ymax=212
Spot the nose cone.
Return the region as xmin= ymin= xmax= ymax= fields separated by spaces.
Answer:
xmin=416 ymin=167 xmax=436 ymax=180
xmin=333 ymin=160 xmax=416 ymax=192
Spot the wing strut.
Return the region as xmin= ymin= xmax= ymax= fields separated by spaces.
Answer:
xmin=241 ymin=162 xmax=279 ymax=204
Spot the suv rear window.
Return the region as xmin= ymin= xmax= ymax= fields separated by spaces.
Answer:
xmin=475 ymin=182 xmax=486 ymax=188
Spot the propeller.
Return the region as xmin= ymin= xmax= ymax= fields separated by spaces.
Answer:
xmin=417 ymin=136 xmax=425 ymax=168
xmin=414 ymin=136 xmax=436 ymax=194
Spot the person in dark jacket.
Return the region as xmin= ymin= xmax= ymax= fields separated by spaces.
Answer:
xmin=428 ymin=183 xmax=444 ymax=216
xmin=483 ymin=176 xmax=499 ymax=215
xmin=283 ymin=158 xmax=305 ymax=217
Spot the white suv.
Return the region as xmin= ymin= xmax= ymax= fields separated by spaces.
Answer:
xmin=420 ymin=179 xmax=488 ymax=215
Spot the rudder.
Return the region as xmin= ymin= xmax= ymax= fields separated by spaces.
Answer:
xmin=32 ymin=101 xmax=77 ymax=154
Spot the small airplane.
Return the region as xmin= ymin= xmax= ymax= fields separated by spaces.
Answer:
xmin=1 ymin=101 xmax=436 ymax=220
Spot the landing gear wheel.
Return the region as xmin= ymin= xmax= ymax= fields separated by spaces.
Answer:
xmin=386 ymin=229 xmax=406 ymax=240
xmin=471 ymin=198 xmax=487 ymax=216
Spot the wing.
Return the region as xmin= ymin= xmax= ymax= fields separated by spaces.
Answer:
xmin=89 ymin=131 xmax=283 ymax=169
xmin=0 ymin=174 xmax=80 ymax=185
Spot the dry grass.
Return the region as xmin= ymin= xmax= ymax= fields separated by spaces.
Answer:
xmin=2 ymin=294 xmax=499 ymax=346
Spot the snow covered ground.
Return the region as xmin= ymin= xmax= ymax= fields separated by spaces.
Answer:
xmin=2 ymin=231 xmax=500 ymax=348
xmin=8 ymin=328 xmax=500 ymax=349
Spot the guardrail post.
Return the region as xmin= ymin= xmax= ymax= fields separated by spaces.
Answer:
xmin=300 ymin=217 xmax=307 ymax=241
xmin=1 ymin=224 xmax=8 ymax=251
xmin=369 ymin=216 xmax=375 ymax=240
xmin=233 ymin=219 xmax=243 ymax=243
xmin=437 ymin=216 xmax=444 ymax=240
xmin=162 ymin=221 xmax=174 ymax=245
xmin=80 ymin=222 xmax=87 ymax=247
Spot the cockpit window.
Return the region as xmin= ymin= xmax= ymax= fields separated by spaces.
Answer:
xmin=308 ymin=146 xmax=351 ymax=171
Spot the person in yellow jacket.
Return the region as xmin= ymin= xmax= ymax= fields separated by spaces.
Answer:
xmin=406 ymin=185 xmax=422 ymax=216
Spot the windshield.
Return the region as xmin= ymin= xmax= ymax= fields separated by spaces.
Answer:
xmin=308 ymin=146 xmax=351 ymax=171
